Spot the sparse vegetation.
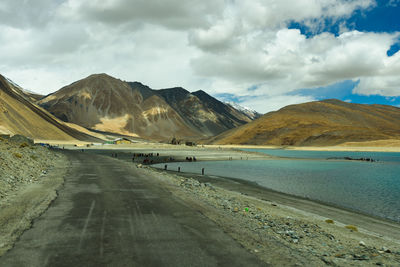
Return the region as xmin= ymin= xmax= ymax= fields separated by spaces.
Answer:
xmin=19 ymin=142 xmax=29 ymax=148
xmin=325 ymin=219 xmax=334 ymax=224
xmin=345 ymin=225 xmax=358 ymax=232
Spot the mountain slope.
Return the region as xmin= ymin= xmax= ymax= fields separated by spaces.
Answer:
xmin=127 ymin=82 xmax=258 ymax=136
xmin=39 ymin=74 xmax=200 ymax=140
xmin=0 ymin=74 xmax=100 ymax=141
xmin=156 ymin=88 xmax=255 ymax=136
xmin=40 ymin=74 xmax=256 ymax=140
xmin=210 ymin=99 xmax=400 ymax=146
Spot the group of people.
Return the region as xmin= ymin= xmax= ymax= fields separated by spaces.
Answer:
xmin=132 ymin=152 xmax=160 ymax=157
xmin=185 ymin=156 xmax=197 ymax=162
xmin=131 ymin=152 xmax=171 ymax=165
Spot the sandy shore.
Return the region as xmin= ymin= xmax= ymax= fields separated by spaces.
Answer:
xmin=39 ymin=139 xmax=400 ymax=152
xmin=205 ymin=144 xmax=400 ymax=152
xmin=165 ymin=171 xmax=400 ymax=241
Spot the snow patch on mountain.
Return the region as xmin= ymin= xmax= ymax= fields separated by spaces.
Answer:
xmin=225 ymin=101 xmax=262 ymax=119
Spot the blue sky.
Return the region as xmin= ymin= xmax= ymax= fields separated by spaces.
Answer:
xmin=216 ymin=80 xmax=400 ymax=109
xmin=282 ymin=0 xmax=400 ymax=109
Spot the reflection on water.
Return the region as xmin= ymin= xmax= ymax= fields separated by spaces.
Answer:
xmin=153 ymin=149 xmax=400 ymax=222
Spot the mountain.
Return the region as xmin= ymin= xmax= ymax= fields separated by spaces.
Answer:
xmin=128 ymin=82 xmax=259 ymax=137
xmin=209 ymin=99 xmax=400 ymax=146
xmin=0 ymin=74 xmax=101 ymax=141
xmin=155 ymin=88 xmax=256 ymax=136
xmin=39 ymin=74 xmax=197 ymax=140
xmin=39 ymin=74 xmax=255 ymax=140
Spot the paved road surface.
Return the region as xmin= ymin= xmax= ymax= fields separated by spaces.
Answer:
xmin=1 ymin=151 xmax=264 ymax=266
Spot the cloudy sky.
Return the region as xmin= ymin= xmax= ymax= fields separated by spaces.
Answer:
xmin=1 ymin=0 xmax=399 ymax=113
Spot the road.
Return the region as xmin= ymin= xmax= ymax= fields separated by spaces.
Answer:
xmin=1 ymin=151 xmax=264 ymax=266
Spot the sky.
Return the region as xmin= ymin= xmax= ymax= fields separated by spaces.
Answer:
xmin=0 ymin=0 xmax=399 ymax=113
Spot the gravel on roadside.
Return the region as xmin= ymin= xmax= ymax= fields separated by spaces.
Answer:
xmin=0 ymin=138 xmax=67 ymax=256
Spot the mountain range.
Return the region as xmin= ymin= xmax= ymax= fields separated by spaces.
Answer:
xmin=39 ymin=74 xmax=259 ymax=141
xmin=2 ymin=72 xmax=400 ymax=146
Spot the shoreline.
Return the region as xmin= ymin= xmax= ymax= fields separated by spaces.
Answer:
xmin=205 ymin=144 xmax=400 ymax=153
xmin=34 ymin=140 xmax=400 ymax=152
xmin=73 ymin=144 xmax=400 ymax=240
xmin=151 ymin=167 xmax=400 ymax=243
xmin=141 ymin=162 xmax=400 ymax=266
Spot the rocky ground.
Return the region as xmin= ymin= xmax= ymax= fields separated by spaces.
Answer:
xmin=0 ymin=137 xmax=67 ymax=255
xmin=146 ymin=167 xmax=400 ymax=266
xmin=0 ymin=138 xmax=56 ymax=199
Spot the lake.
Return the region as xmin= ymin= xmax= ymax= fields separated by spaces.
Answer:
xmin=153 ymin=149 xmax=400 ymax=222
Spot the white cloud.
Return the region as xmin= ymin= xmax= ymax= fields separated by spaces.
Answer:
xmin=1 ymin=24 xmax=202 ymax=94
xmin=388 ymin=0 xmax=400 ymax=7
xmin=239 ymin=94 xmax=316 ymax=114
xmin=192 ymin=29 xmax=399 ymax=96
xmin=59 ymin=0 xmax=225 ymax=30
xmin=1 ymin=0 xmax=399 ymax=114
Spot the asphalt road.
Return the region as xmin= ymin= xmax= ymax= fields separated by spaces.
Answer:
xmin=1 ymin=151 xmax=264 ymax=267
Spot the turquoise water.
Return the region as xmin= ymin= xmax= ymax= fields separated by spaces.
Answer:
xmin=241 ymin=148 xmax=400 ymax=162
xmin=153 ymin=149 xmax=400 ymax=222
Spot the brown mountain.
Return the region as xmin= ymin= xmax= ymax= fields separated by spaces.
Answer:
xmin=129 ymin=82 xmax=258 ymax=136
xmin=39 ymin=74 xmax=256 ymax=140
xmin=154 ymin=87 xmax=258 ymax=136
xmin=209 ymin=99 xmax=400 ymax=146
xmin=0 ymin=74 xmax=101 ymax=141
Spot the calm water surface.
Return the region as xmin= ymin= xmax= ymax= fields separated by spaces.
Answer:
xmin=153 ymin=149 xmax=400 ymax=222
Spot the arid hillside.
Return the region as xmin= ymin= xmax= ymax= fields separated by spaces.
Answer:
xmin=40 ymin=74 xmax=258 ymax=140
xmin=0 ymin=74 xmax=100 ymax=141
xmin=209 ymin=99 xmax=400 ymax=146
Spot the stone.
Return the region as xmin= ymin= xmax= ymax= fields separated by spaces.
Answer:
xmin=352 ymin=254 xmax=369 ymax=261
xmin=359 ymin=241 xmax=366 ymax=247
xmin=325 ymin=233 xmax=335 ymax=240
xmin=204 ymin=183 xmax=216 ymax=191
xmin=321 ymin=257 xmax=332 ymax=265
